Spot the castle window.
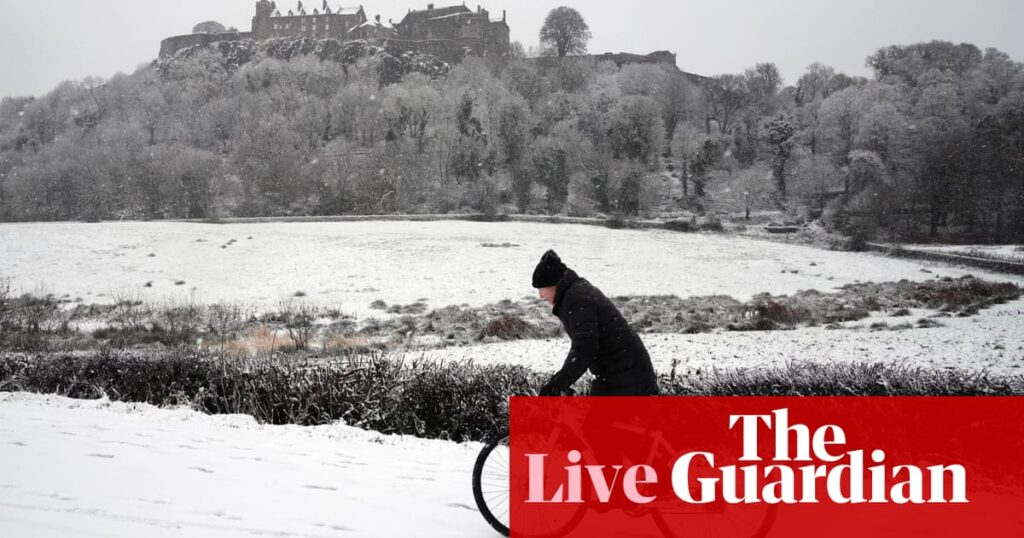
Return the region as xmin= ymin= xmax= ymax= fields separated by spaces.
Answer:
xmin=325 ymin=24 xmax=330 ymax=31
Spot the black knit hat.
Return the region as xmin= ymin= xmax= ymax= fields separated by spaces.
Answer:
xmin=532 ymin=250 xmax=567 ymax=288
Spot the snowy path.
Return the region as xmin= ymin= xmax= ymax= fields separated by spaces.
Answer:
xmin=0 ymin=393 xmax=493 ymax=538
xmin=422 ymin=297 xmax=1024 ymax=376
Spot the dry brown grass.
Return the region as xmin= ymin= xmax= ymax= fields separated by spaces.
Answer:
xmin=212 ymin=326 xmax=297 ymax=356
xmin=483 ymin=314 xmax=537 ymax=340
xmin=322 ymin=332 xmax=375 ymax=352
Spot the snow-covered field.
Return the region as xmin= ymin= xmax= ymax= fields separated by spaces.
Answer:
xmin=3 ymin=221 xmax=1023 ymax=537
xmin=0 ymin=392 xmax=490 ymax=538
xmin=2 ymin=221 xmax=1016 ymax=318
xmin=904 ymin=243 xmax=1024 ymax=263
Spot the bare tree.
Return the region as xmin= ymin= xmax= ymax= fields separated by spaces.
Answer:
xmin=796 ymin=62 xmax=836 ymax=106
xmin=704 ymin=74 xmax=748 ymax=134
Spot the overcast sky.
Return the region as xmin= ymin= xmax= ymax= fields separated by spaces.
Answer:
xmin=1 ymin=0 xmax=1022 ymax=98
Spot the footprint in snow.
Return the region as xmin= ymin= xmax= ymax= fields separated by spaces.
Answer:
xmin=86 ymin=453 xmax=115 ymax=459
xmin=8 ymin=441 xmax=28 ymax=447
xmin=397 ymin=475 xmax=436 ymax=482
xmin=210 ymin=510 xmax=244 ymax=521
xmin=302 ymin=484 xmax=338 ymax=491
xmin=189 ymin=466 xmax=214 ymax=474
xmin=446 ymin=503 xmax=478 ymax=512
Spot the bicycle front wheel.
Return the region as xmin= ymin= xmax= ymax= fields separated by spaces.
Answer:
xmin=473 ymin=434 xmax=512 ymax=536
xmin=471 ymin=433 xmax=586 ymax=537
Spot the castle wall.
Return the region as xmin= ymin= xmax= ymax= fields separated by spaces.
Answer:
xmin=483 ymin=21 xmax=509 ymax=56
xmin=396 ymin=5 xmax=509 ymax=57
xmin=160 ymin=3 xmax=507 ymax=60
xmin=254 ymin=13 xmax=366 ymax=41
xmin=383 ymin=38 xmax=467 ymax=63
xmin=160 ymin=32 xmax=253 ymax=58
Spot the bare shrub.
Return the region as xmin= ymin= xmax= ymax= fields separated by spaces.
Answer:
xmin=110 ymin=292 xmax=149 ymax=331
xmin=1 ymin=287 xmax=64 ymax=351
xmin=0 ymin=278 xmax=11 ymax=330
xmin=154 ymin=299 xmax=205 ymax=346
xmin=19 ymin=289 xmax=61 ymax=335
xmin=278 ymin=299 xmax=320 ymax=351
xmin=484 ymin=314 xmax=535 ymax=340
xmin=746 ymin=296 xmax=808 ymax=324
xmin=207 ymin=303 xmax=247 ymax=352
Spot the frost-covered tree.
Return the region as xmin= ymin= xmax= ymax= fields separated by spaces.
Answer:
xmin=539 ymin=7 xmax=591 ymax=57
xmin=765 ymin=116 xmax=797 ymax=199
xmin=192 ymin=21 xmax=227 ymax=34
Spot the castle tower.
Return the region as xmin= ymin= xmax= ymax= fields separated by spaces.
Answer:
xmin=253 ymin=0 xmax=275 ymax=39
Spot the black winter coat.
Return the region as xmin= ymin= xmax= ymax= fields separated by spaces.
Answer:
xmin=544 ymin=270 xmax=659 ymax=396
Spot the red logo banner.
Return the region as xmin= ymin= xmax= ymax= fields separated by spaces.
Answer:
xmin=508 ymin=397 xmax=1024 ymax=537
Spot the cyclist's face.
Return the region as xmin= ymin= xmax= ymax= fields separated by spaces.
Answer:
xmin=538 ymin=285 xmax=557 ymax=305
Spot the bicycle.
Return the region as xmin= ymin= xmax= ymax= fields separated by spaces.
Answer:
xmin=471 ymin=394 xmax=777 ymax=537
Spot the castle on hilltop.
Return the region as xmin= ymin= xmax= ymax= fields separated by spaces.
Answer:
xmin=161 ymin=1 xmax=510 ymax=58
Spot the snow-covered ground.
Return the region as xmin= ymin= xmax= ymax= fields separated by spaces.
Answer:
xmin=904 ymin=243 xmax=1024 ymax=263
xmin=2 ymin=221 xmax=1022 ymax=537
xmin=2 ymin=221 xmax=1017 ymax=318
xmin=0 ymin=392 xmax=490 ymax=538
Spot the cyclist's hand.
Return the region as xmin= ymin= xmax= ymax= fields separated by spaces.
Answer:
xmin=539 ymin=382 xmax=573 ymax=397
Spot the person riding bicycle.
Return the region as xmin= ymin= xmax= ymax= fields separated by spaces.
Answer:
xmin=532 ymin=250 xmax=660 ymax=397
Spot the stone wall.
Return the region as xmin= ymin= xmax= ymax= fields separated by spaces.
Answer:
xmin=160 ymin=32 xmax=253 ymax=58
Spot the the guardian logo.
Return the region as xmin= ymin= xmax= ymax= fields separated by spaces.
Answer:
xmin=526 ymin=408 xmax=968 ymax=506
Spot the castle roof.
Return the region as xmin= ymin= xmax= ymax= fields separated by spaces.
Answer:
xmin=425 ymin=12 xmax=476 ymax=21
xmin=316 ymin=2 xmax=362 ymax=15
xmin=399 ymin=5 xmax=471 ymax=26
xmin=329 ymin=6 xmax=363 ymax=16
xmin=273 ymin=2 xmax=363 ymax=16
xmin=353 ymin=18 xmax=395 ymax=31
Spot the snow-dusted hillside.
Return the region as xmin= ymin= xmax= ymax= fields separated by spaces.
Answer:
xmin=1 ymin=221 xmax=1017 ymax=318
xmin=0 ymin=392 xmax=489 ymax=538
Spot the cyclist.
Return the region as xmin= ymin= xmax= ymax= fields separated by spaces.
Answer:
xmin=532 ymin=250 xmax=660 ymax=397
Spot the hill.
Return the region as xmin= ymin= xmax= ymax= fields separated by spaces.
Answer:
xmin=0 ymin=38 xmax=1021 ymax=243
